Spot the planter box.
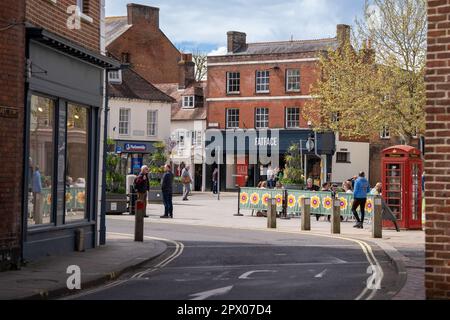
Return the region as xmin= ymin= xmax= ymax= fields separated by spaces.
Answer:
xmin=148 ymin=188 xmax=163 ymax=203
xmin=173 ymin=183 xmax=183 ymax=195
xmin=283 ymin=184 xmax=305 ymax=190
xmin=106 ymin=193 xmax=128 ymax=214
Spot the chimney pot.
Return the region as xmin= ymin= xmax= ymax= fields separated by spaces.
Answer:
xmin=336 ymin=24 xmax=351 ymax=47
xmin=127 ymin=3 xmax=159 ymax=29
xmin=227 ymin=31 xmax=247 ymax=53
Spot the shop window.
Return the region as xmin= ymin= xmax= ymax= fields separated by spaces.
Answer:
xmin=65 ymin=103 xmax=89 ymax=223
xmin=27 ymin=95 xmax=55 ymax=227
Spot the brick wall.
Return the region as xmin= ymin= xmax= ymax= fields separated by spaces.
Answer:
xmin=0 ymin=0 xmax=26 ymax=269
xmin=26 ymin=0 xmax=100 ymax=52
xmin=207 ymin=59 xmax=318 ymax=129
xmin=426 ymin=0 xmax=450 ymax=300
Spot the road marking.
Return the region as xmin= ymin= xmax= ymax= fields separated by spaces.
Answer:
xmin=314 ymin=269 xmax=328 ymax=278
xmin=239 ymin=270 xmax=277 ymax=279
xmin=163 ymin=261 xmax=363 ymax=270
xmin=189 ymin=286 xmax=234 ymax=300
xmin=61 ymin=233 xmax=184 ymax=300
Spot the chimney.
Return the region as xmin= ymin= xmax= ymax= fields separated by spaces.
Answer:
xmin=361 ymin=39 xmax=376 ymax=64
xmin=336 ymin=24 xmax=351 ymax=47
xmin=127 ymin=3 xmax=159 ymax=29
xmin=227 ymin=31 xmax=247 ymax=53
xmin=178 ymin=53 xmax=195 ymax=89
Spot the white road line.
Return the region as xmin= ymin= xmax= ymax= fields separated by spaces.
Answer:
xmin=161 ymin=261 xmax=367 ymax=270
xmin=238 ymin=270 xmax=277 ymax=279
xmin=315 ymin=269 xmax=328 ymax=278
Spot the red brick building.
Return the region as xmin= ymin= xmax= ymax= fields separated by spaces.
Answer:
xmin=206 ymin=26 xmax=355 ymax=189
xmin=425 ymin=0 xmax=450 ymax=300
xmin=1 ymin=0 xmax=119 ymax=267
xmin=0 ymin=0 xmax=26 ymax=270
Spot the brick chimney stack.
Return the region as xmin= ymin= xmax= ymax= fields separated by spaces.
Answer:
xmin=336 ymin=24 xmax=351 ymax=47
xmin=178 ymin=53 xmax=195 ymax=89
xmin=227 ymin=31 xmax=247 ymax=54
xmin=127 ymin=3 xmax=159 ymax=29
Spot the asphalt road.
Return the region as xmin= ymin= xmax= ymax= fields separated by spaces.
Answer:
xmin=67 ymin=220 xmax=402 ymax=300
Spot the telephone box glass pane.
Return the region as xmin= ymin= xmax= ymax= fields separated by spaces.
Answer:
xmin=386 ymin=163 xmax=402 ymax=220
xmin=411 ymin=163 xmax=419 ymax=221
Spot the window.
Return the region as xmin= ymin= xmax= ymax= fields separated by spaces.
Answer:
xmin=119 ymin=109 xmax=130 ymax=135
xmin=195 ymin=130 xmax=203 ymax=146
xmin=76 ymin=0 xmax=90 ymax=15
xmin=255 ymin=108 xmax=269 ymax=129
xmin=66 ymin=103 xmax=89 ymax=222
xmin=286 ymin=107 xmax=300 ymax=128
xmin=121 ymin=52 xmax=130 ymax=64
xmin=332 ymin=112 xmax=340 ymax=123
xmin=227 ymin=72 xmax=240 ymax=94
xmin=27 ymin=95 xmax=55 ymax=227
xmin=286 ymin=69 xmax=301 ymax=92
xmin=147 ymin=110 xmax=158 ymax=136
xmin=256 ymin=70 xmax=270 ymax=93
xmin=108 ymin=70 xmax=122 ymax=84
xmin=380 ymin=126 xmax=390 ymax=139
xmin=226 ymin=108 xmax=240 ymax=129
xmin=336 ymin=152 xmax=350 ymax=163
xmin=182 ymin=96 xmax=195 ymax=108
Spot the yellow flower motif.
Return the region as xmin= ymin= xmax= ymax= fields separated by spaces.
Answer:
xmin=323 ymin=196 xmax=333 ymax=210
xmin=262 ymin=193 xmax=270 ymax=207
xmin=240 ymin=192 xmax=249 ymax=205
xmin=77 ymin=192 xmax=85 ymax=204
xmin=275 ymin=194 xmax=283 ymax=207
xmin=365 ymin=199 xmax=374 ymax=213
xmin=340 ymin=197 xmax=348 ymax=210
xmin=46 ymin=193 xmax=52 ymax=205
xmin=311 ymin=196 xmax=321 ymax=209
xmin=65 ymin=192 xmax=73 ymax=203
xmin=250 ymin=193 xmax=260 ymax=205
xmin=287 ymin=195 xmax=296 ymax=208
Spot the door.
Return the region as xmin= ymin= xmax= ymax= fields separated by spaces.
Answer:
xmin=194 ymin=164 xmax=202 ymax=191
xmin=384 ymin=162 xmax=404 ymax=227
xmin=408 ymin=161 xmax=423 ymax=229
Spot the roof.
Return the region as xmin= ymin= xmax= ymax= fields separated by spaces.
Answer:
xmin=108 ymin=68 xmax=175 ymax=103
xmin=382 ymin=145 xmax=421 ymax=155
xmin=105 ymin=16 xmax=131 ymax=47
xmin=155 ymin=82 xmax=207 ymax=121
xmin=232 ymin=38 xmax=338 ymax=55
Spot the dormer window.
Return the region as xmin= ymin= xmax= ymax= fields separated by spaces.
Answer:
xmin=108 ymin=70 xmax=122 ymax=84
xmin=182 ymin=96 xmax=195 ymax=108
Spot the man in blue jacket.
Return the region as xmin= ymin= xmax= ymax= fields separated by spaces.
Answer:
xmin=352 ymin=171 xmax=371 ymax=229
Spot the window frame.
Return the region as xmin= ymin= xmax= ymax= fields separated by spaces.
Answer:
xmin=119 ymin=108 xmax=130 ymax=136
xmin=285 ymin=107 xmax=301 ymax=129
xmin=255 ymin=70 xmax=270 ymax=93
xmin=286 ymin=69 xmax=301 ymax=92
xmin=226 ymin=72 xmax=240 ymax=94
xmin=336 ymin=152 xmax=351 ymax=163
xmin=147 ymin=110 xmax=158 ymax=137
xmin=255 ymin=107 xmax=269 ymax=129
xmin=182 ymin=95 xmax=195 ymax=108
xmin=108 ymin=70 xmax=122 ymax=84
xmin=226 ymin=108 xmax=240 ymax=129
xmin=380 ymin=126 xmax=390 ymax=139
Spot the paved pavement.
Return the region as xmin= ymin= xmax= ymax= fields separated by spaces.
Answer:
xmin=68 ymin=223 xmax=401 ymax=300
xmin=108 ymin=191 xmax=425 ymax=300
xmin=0 ymin=235 xmax=167 ymax=300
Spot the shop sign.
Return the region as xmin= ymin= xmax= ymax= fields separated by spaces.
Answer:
xmin=124 ymin=144 xmax=147 ymax=152
xmin=254 ymin=137 xmax=278 ymax=147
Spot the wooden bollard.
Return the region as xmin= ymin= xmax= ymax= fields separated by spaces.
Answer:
xmin=331 ymin=199 xmax=341 ymax=234
xmin=301 ymin=198 xmax=311 ymax=231
xmin=267 ymin=197 xmax=277 ymax=229
xmin=372 ymin=196 xmax=383 ymax=238
xmin=135 ymin=200 xmax=145 ymax=242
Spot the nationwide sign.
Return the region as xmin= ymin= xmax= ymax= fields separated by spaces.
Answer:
xmin=124 ymin=143 xmax=147 ymax=152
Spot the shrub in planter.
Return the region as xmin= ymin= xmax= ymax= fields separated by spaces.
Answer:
xmin=281 ymin=143 xmax=305 ymax=189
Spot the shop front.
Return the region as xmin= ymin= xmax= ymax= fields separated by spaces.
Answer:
xmin=205 ymin=130 xmax=336 ymax=191
xmin=23 ymin=28 xmax=120 ymax=260
xmin=114 ymin=140 xmax=157 ymax=175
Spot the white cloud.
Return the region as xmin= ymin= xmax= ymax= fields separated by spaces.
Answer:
xmin=208 ymin=46 xmax=227 ymax=56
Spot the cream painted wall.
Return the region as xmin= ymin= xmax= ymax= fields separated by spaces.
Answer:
xmin=332 ymin=136 xmax=370 ymax=184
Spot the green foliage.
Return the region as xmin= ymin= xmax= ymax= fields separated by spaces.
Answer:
xmin=149 ymin=142 xmax=168 ymax=186
xmin=106 ymin=152 xmax=126 ymax=194
xmin=282 ymin=143 xmax=305 ymax=186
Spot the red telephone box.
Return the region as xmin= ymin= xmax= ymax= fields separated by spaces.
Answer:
xmin=381 ymin=145 xmax=423 ymax=230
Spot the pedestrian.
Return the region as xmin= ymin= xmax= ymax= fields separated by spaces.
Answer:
xmin=212 ymin=167 xmax=218 ymax=194
xmin=305 ymin=178 xmax=320 ymax=192
xmin=351 ymin=171 xmax=371 ymax=229
xmin=266 ymin=166 xmax=274 ymax=189
xmin=133 ymin=165 xmax=150 ymax=218
xmin=160 ymin=164 xmax=174 ymax=219
xmin=181 ymin=165 xmax=192 ymax=201
xmin=370 ymin=182 xmax=382 ymax=196
xmin=342 ymin=181 xmax=353 ymax=193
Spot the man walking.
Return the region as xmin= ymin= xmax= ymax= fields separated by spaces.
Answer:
xmin=352 ymin=171 xmax=371 ymax=229
xmin=160 ymin=164 xmax=174 ymax=219
xmin=134 ymin=165 xmax=150 ymax=218
xmin=181 ymin=165 xmax=192 ymax=201
xmin=212 ymin=167 xmax=218 ymax=194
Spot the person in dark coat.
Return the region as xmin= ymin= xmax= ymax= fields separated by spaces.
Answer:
xmin=160 ymin=164 xmax=174 ymax=219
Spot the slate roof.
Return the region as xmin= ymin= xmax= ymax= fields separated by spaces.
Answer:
xmin=155 ymin=82 xmax=207 ymax=121
xmin=108 ymin=68 xmax=175 ymax=103
xmin=105 ymin=16 xmax=131 ymax=47
xmin=232 ymin=38 xmax=338 ymax=55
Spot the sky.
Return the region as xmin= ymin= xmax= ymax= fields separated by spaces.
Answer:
xmin=105 ymin=0 xmax=366 ymax=55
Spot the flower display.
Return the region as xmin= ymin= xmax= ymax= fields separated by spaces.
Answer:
xmin=340 ymin=197 xmax=348 ymax=210
xmin=262 ymin=193 xmax=270 ymax=207
xmin=287 ymin=195 xmax=296 ymax=208
xmin=366 ymin=199 xmax=374 ymax=213
xmin=250 ymin=193 xmax=260 ymax=205
xmin=311 ymin=196 xmax=321 ymax=209
xmin=77 ymin=191 xmax=85 ymax=204
xmin=323 ymin=197 xmax=333 ymax=210
xmin=46 ymin=193 xmax=52 ymax=205
xmin=65 ymin=192 xmax=73 ymax=203
xmin=275 ymin=194 xmax=283 ymax=207
xmin=240 ymin=192 xmax=249 ymax=205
